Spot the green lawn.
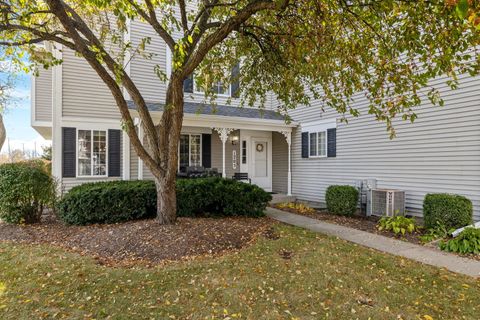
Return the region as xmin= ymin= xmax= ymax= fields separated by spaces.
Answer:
xmin=0 ymin=224 xmax=479 ymax=320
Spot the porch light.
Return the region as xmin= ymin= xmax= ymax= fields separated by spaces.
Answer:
xmin=230 ymin=135 xmax=239 ymax=145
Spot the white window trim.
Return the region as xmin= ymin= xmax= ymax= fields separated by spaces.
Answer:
xmin=303 ymin=118 xmax=336 ymax=159
xmin=178 ymin=133 xmax=203 ymax=170
xmin=76 ymin=129 xmax=109 ymax=178
xmin=309 ymin=131 xmax=327 ymax=158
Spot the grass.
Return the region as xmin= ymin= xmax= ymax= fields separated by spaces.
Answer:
xmin=0 ymin=224 xmax=479 ymax=319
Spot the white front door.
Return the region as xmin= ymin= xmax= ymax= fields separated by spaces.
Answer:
xmin=251 ymin=139 xmax=272 ymax=191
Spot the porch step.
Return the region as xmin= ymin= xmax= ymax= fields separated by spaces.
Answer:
xmin=269 ymin=193 xmax=297 ymax=205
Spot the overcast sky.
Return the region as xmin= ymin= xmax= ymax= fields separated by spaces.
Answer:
xmin=1 ymin=71 xmax=50 ymax=155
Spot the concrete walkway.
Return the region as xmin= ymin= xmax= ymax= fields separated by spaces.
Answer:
xmin=266 ymin=207 xmax=480 ymax=278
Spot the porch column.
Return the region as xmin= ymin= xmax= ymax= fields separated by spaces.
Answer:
xmin=213 ymin=127 xmax=235 ymax=178
xmin=280 ymin=130 xmax=292 ymax=196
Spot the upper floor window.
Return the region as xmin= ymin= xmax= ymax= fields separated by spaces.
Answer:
xmin=183 ymin=64 xmax=240 ymax=98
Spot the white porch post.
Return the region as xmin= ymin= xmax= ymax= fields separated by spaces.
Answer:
xmin=280 ymin=130 xmax=292 ymax=196
xmin=213 ymin=127 xmax=234 ymax=178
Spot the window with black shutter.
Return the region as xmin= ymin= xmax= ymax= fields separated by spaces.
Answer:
xmin=108 ymin=129 xmax=121 ymax=177
xmin=202 ymin=133 xmax=212 ymax=168
xmin=301 ymin=132 xmax=309 ymax=158
xmin=327 ymin=128 xmax=337 ymax=158
xmin=62 ymin=127 xmax=76 ymax=178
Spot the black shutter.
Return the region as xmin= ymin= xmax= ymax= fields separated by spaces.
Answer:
xmin=301 ymin=131 xmax=309 ymax=158
xmin=231 ymin=63 xmax=240 ymax=98
xmin=327 ymin=128 xmax=336 ymax=157
xmin=202 ymin=134 xmax=212 ymax=168
xmin=183 ymin=74 xmax=193 ymax=93
xmin=62 ymin=127 xmax=76 ymax=178
xmin=108 ymin=129 xmax=121 ymax=177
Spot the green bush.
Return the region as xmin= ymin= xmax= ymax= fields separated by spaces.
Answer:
xmin=58 ymin=178 xmax=272 ymax=225
xmin=439 ymin=227 xmax=480 ymax=255
xmin=377 ymin=215 xmax=419 ymax=235
xmin=57 ymin=180 xmax=157 ymax=225
xmin=0 ymin=160 xmax=56 ymax=224
xmin=325 ymin=185 xmax=359 ymax=216
xmin=174 ymin=177 xmax=271 ymax=217
xmin=423 ymin=193 xmax=472 ymax=230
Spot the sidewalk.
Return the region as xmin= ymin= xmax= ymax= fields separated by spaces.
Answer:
xmin=266 ymin=207 xmax=480 ymax=278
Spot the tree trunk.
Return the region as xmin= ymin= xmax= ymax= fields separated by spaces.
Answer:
xmin=153 ymin=77 xmax=185 ymax=224
xmin=155 ymin=176 xmax=177 ymax=224
xmin=0 ymin=114 xmax=5 ymax=153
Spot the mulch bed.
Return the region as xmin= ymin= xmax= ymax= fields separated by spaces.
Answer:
xmin=273 ymin=205 xmax=425 ymax=245
xmin=0 ymin=213 xmax=273 ymax=267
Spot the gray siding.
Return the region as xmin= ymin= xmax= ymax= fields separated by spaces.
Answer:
xmin=130 ymin=139 xmax=139 ymax=179
xmin=130 ymin=20 xmax=168 ymax=103
xmin=272 ymin=132 xmax=288 ymax=193
xmin=34 ymin=68 xmax=52 ymax=122
xmin=289 ymin=73 xmax=480 ymax=220
xmin=62 ymin=49 xmax=120 ymax=119
xmin=129 ymin=19 xmax=273 ymax=110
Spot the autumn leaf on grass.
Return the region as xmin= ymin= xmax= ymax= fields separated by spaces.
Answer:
xmin=423 ymin=315 xmax=434 ymax=320
xmin=0 ymin=282 xmax=5 ymax=296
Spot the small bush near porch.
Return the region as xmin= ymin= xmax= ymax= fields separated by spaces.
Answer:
xmin=57 ymin=178 xmax=271 ymax=225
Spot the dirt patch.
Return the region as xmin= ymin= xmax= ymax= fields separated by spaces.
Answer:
xmin=0 ymin=213 xmax=273 ymax=266
xmin=273 ymin=206 xmax=425 ymax=245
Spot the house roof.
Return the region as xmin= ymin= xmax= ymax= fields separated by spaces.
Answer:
xmin=127 ymin=100 xmax=286 ymax=121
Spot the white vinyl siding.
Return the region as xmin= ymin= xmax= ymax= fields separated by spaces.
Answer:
xmin=272 ymin=132 xmax=288 ymax=194
xmin=34 ymin=68 xmax=52 ymax=122
xmin=288 ymin=72 xmax=480 ymax=221
xmin=62 ymin=49 xmax=119 ymax=119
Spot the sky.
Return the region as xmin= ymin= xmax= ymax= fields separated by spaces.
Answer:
xmin=1 ymin=71 xmax=51 ymax=156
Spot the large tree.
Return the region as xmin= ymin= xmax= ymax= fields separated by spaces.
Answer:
xmin=1 ymin=0 xmax=479 ymax=224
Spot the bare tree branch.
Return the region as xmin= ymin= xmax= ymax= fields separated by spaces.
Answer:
xmin=178 ymin=0 xmax=189 ymax=32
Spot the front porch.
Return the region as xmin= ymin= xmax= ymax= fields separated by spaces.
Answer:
xmin=128 ymin=101 xmax=296 ymax=194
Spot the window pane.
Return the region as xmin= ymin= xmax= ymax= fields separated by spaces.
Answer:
xmin=78 ymin=130 xmax=92 ymax=176
xmin=190 ymin=135 xmax=201 ymax=167
xmin=318 ymin=131 xmax=326 ymax=156
xmin=179 ymin=135 xmax=189 ymax=172
xmin=242 ymin=140 xmax=247 ymax=164
xmin=92 ymin=130 xmax=106 ymax=176
xmin=309 ymin=133 xmax=317 ymax=156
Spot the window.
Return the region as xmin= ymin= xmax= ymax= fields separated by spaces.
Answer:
xmin=78 ymin=130 xmax=107 ymax=176
xmin=179 ymin=134 xmax=202 ymax=172
xmin=241 ymin=140 xmax=247 ymax=164
xmin=309 ymin=131 xmax=326 ymax=157
xmin=194 ymin=78 xmax=231 ymax=96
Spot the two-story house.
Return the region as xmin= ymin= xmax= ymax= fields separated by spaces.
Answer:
xmin=31 ymin=19 xmax=480 ymax=221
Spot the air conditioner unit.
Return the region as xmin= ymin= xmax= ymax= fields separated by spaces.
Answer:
xmin=368 ymin=189 xmax=405 ymax=217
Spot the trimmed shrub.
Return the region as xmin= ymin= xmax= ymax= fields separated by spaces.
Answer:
xmin=176 ymin=177 xmax=272 ymax=217
xmin=325 ymin=185 xmax=359 ymax=216
xmin=57 ymin=180 xmax=157 ymax=225
xmin=423 ymin=193 xmax=472 ymax=230
xmin=0 ymin=160 xmax=56 ymax=224
xmin=58 ymin=177 xmax=272 ymax=225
